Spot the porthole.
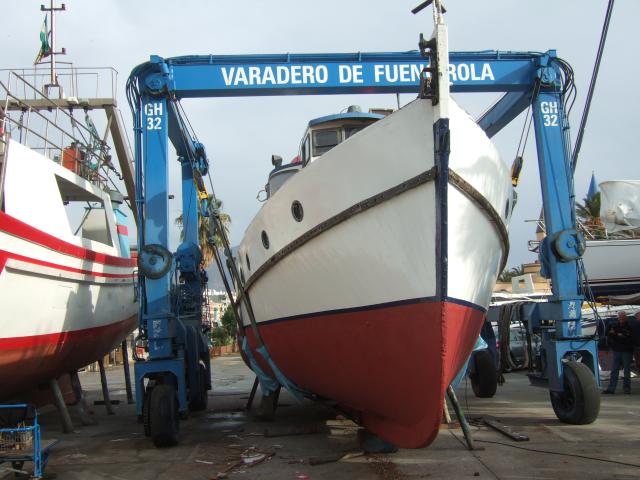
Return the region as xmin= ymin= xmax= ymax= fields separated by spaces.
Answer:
xmin=504 ymin=198 xmax=510 ymax=219
xmin=261 ymin=230 xmax=270 ymax=249
xmin=291 ymin=200 xmax=304 ymax=222
xmin=240 ymin=268 xmax=246 ymax=284
xmin=245 ymin=254 xmax=251 ymax=271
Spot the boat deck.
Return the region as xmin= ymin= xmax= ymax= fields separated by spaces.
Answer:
xmin=5 ymin=355 xmax=638 ymax=480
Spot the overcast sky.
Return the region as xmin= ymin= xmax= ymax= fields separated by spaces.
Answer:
xmin=3 ymin=0 xmax=639 ymax=270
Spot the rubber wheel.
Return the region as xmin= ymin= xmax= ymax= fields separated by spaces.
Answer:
xmin=189 ymin=364 xmax=209 ymax=412
xmin=550 ymin=361 xmax=600 ymax=425
xmin=149 ymin=384 xmax=179 ymax=447
xmin=142 ymin=391 xmax=152 ymax=437
xmin=470 ymin=350 xmax=498 ymax=398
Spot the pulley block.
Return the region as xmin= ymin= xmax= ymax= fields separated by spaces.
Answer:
xmin=138 ymin=243 xmax=173 ymax=279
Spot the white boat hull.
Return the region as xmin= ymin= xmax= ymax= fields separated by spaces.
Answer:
xmin=236 ymin=97 xmax=512 ymax=447
xmin=582 ymin=239 xmax=640 ymax=296
xmin=0 ymin=139 xmax=137 ymax=399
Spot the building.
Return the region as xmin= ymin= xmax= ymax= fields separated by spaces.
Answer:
xmin=204 ymin=288 xmax=232 ymax=326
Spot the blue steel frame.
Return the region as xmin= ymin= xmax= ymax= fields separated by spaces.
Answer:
xmin=0 ymin=404 xmax=56 ymax=479
xmin=131 ymin=47 xmax=597 ymax=418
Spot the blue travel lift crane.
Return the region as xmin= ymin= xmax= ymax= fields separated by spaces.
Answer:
xmin=128 ymin=8 xmax=599 ymax=447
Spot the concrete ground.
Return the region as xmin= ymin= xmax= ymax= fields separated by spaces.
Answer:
xmin=3 ymin=355 xmax=639 ymax=480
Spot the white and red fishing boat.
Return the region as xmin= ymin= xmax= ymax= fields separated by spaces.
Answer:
xmin=235 ymin=19 xmax=513 ymax=448
xmin=0 ymin=54 xmax=137 ymax=399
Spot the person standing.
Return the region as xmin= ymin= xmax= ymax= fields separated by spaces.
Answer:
xmin=603 ymin=311 xmax=635 ymax=394
xmin=632 ymin=312 xmax=640 ymax=373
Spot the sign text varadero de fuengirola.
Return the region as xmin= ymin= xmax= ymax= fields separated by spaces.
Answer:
xmin=143 ymin=61 xmax=499 ymax=130
xmin=166 ymin=54 xmax=540 ymax=95
xmin=216 ymin=62 xmax=495 ymax=87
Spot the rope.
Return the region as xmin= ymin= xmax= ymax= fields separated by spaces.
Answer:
xmin=243 ymin=167 xmax=437 ymax=291
xmin=498 ymin=303 xmax=516 ymax=372
xmin=514 ymin=80 xmax=540 ymax=161
xmin=448 ymin=170 xmax=510 ymax=274
xmin=496 ymin=302 xmax=531 ymax=372
xmin=474 ymin=439 xmax=640 ymax=469
xmin=241 ymin=166 xmax=510 ymax=294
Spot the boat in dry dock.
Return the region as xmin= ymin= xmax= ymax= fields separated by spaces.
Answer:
xmin=530 ymin=179 xmax=640 ymax=297
xmin=581 ymin=180 xmax=640 ymax=296
xmin=236 ymin=21 xmax=513 ymax=448
xmin=0 ymin=66 xmax=137 ymax=400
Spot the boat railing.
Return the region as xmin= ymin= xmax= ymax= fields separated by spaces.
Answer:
xmin=0 ymin=65 xmax=118 ymax=101
xmin=0 ymin=71 xmax=112 ymax=191
xmin=0 ymin=131 xmax=8 ymax=211
xmin=526 ymin=218 xmax=603 ymax=240
xmin=526 ymin=217 xmax=638 ymax=252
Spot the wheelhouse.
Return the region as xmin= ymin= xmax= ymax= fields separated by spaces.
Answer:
xmin=264 ymin=106 xmax=388 ymax=199
xmin=301 ymin=108 xmax=386 ymax=164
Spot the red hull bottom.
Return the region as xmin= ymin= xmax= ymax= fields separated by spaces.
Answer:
xmin=245 ymin=299 xmax=484 ymax=448
xmin=0 ymin=315 xmax=137 ymax=401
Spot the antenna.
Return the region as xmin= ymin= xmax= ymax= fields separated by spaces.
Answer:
xmin=411 ymin=0 xmax=447 ymax=16
xmin=40 ymin=0 xmax=66 ymax=94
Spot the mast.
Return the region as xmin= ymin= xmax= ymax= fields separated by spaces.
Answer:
xmin=40 ymin=0 xmax=66 ymax=94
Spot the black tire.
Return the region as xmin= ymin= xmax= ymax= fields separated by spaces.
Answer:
xmin=550 ymin=361 xmax=600 ymax=425
xmin=142 ymin=391 xmax=152 ymax=437
xmin=470 ymin=350 xmax=498 ymax=398
xmin=149 ymin=384 xmax=179 ymax=447
xmin=189 ymin=364 xmax=209 ymax=412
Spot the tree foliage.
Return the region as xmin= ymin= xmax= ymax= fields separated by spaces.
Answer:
xmin=575 ymin=192 xmax=605 ymax=239
xmin=210 ymin=306 xmax=238 ymax=346
xmin=221 ymin=305 xmax=238 ymax=338
xmin=498 ymin=265 xmax=524 ymax=283
xmin=175 ymin=197 xmax=231 ymax=267
xmin=211 ymin=325 xmax=230 ymax=346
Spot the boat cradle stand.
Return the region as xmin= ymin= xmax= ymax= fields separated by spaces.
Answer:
xmin=446 ymin=385 xmax=477 ymax=451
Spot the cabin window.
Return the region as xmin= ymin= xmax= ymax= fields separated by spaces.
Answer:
xmin=268 ymin=165 xmax=301 ymax=198
xmin=301 ymin=135 xmax=311 ymax=165
xmin=291 ymin=200 xmax=304 ymax=222
xmin=312 ymin=129 xmax=340 ymax=156
xmin=345 ymin=126 xmax=363 ymax=139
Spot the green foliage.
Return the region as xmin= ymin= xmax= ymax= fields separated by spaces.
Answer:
xmin=575 ymin=192 xmax=605 ymax=239
xmin=221 ymin=306 xmax=238 ymax=339
xmin=175 ymin=197 xmax=231 ymax=268
xmin=498 ymin=265 xmax=524 ymax=283
xmin=211 ymin=325 xmax=231 ymax=346
xmin=576 ymin=192 xmax=601 ymax=222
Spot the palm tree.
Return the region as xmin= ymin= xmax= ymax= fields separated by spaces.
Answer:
xmin=575 ymin=192 xmax=605 ymax=239
xmin=498 ymin=265 xmax=524 ymax=283
xmin=175 ymin=196 xmax=231 ymax=267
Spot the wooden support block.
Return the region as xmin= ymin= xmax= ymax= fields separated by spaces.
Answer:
xmin=483 ymin=415 xmax=529 ymax=441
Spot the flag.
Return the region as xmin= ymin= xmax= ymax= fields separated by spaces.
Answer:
xmin=587 ymin=171 xmax=599 ymax=201
xmin=34 ymin=15 xmax=51 ymax=65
